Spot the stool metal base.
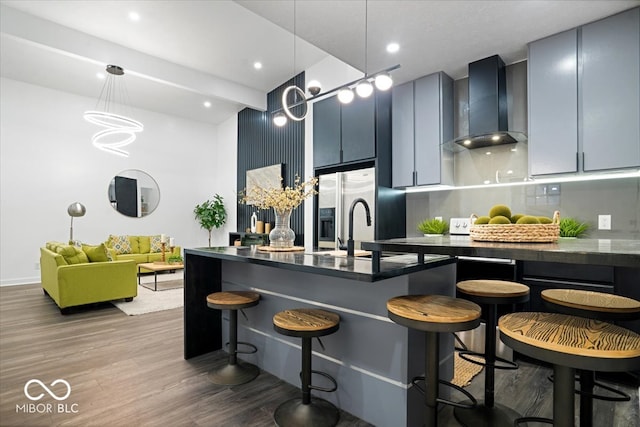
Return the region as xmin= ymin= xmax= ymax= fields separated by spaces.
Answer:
xmin=208 ymin=362 xmax=259 ymax=386
xmin=273 ymin=397 xmax=339 ymax=427
xmin=454 ymin=401 xmax=524 ymax=427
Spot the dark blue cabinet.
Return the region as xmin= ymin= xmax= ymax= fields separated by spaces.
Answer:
xmin=313 ymin=92 xmax=381 ymax=168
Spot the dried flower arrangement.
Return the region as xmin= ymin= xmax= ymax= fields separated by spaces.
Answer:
xmin=240 ymin=175 xmax=318 ymax=214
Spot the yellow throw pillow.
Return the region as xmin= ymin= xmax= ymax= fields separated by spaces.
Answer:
xmin=82 ymin=243 xmax=109 ymax=263
xmin=138 ymin=236 xmax=151 ymax=254
xmin=109 ymin=235 xmax=132 ymax=255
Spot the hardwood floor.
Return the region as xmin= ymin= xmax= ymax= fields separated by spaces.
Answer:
xmin=1 ymin=284 xmax=638 ymax=426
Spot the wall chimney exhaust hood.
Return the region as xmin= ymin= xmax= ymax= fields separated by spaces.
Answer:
xmin=450 ymin=55 xmax=526 ymax=150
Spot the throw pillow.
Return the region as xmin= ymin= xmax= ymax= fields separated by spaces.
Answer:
xmin=56 ymin=245 xmax=89 ymax=265
xmin=82 ymin=243 xmax=109 ymax=262
xmin=150 ymin=235 xmax=163 ymax=253
xmin=109 ymin=235 xmax=132 ymax=255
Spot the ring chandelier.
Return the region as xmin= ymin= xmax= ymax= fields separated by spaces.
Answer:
xmin=83 ymin=65 xmax=143 ymax=157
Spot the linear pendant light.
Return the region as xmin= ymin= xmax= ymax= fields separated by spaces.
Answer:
xmin=273 ymin=0 xmax=399 ymax=125
xmin=84 ymin=65 xmax=143 ymax=157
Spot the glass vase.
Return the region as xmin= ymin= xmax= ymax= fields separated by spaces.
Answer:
xmin=269 ymin=208 xmax=295 ymax=248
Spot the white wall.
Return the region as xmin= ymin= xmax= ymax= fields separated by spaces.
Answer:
xmin=0 ymin=77 xmax=237 ymax=285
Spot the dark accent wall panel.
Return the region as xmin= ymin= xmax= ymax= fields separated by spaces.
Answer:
xmin=237 ymin=73 xmax=306 ymax=245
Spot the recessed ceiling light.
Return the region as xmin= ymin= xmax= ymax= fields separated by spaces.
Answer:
xmin=254 ymin=62 xmax=263 ymax=70
xmin=96 ymin=72 xmax=105 ymax=80
xmin=203 ymin=101 xmax=212 ymax=108
xmin=485 ymin=151 xmax=492 ymax=155
xmin=128 ymin=11 xmax=140 ymax=22
xmin=386 ymin=43 xmax=400 ymax=53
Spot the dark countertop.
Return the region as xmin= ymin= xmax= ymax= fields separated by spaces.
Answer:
xmin=361 ymin=236 xmax=640 ymax=268
xmin=184 ymin=246 xmax=455 ymax=282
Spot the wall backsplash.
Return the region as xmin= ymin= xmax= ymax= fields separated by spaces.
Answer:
xmin=407 ymin=176 xmax=640 ymax=239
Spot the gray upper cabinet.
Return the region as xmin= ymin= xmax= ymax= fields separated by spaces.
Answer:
xmin=392 ymin=72 xmax=453 ymax=187
xmin=528 ymin=7 xmax=640 ymax=176
xmin=581 ymin=7 xmax=640 ymax=172
xmin=342 ymin=95 xmax=376 ymax=163
xmin=313 ymin=96 xmax=341 ymax=168
xmin=528 ymin=29 xmax=579 ymax=175
xmin=391 ymin=82 xmax=415 ymax=187
xmin=313 ymin=93 xmax=379 ymax=169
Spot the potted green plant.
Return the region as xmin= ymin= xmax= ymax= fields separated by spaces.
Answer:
xmin=417 ymin=218 xmax=449 ymax=236
xmin=559 ymin=217 xmax=589 ymax=238
xmin=194 ymin=194 xmax=227 ymax=247
xmin=167 ymin=254 xmax=183 ymax=265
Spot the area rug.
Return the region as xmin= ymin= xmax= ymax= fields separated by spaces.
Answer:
xmin=451 ymin=351 xmax=484 ymax=387
xmin=112 ymin=285 xmax=183 ymax=316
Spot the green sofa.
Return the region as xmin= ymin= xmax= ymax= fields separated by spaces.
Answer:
xmin=105 ymin=235 xmax=181 ymax=265
xmin=40 ymin=242 xmax=137 ymax=314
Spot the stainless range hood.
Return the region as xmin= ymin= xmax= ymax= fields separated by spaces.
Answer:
xmin=451 ymin=55 xmax=527 ymax=149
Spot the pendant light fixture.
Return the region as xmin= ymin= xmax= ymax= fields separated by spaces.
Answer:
xmin=84 ymin=65 xmax=143 ymax=157
xmin=272 ymin=0 xmax=399 ymax=124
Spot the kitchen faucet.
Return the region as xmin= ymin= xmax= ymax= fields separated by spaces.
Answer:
xmin=346 ymin=198 xmax=371 ymax=257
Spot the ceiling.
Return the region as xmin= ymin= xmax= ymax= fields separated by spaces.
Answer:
xmin=1 ymin=0 xmax=638 ymax=125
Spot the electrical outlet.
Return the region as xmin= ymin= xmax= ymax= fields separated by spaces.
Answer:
xmin=435 ymin=216 xmax=443 ymax=221
xmin=598 ymin=214 xmax=611 ymax=230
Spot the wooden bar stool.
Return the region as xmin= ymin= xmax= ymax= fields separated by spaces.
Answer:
xmin=499 ymin=312 xmax=640 ymax=427
xmin=453 ymin=279 xmax=530 ymax=427
xmin=542 ymin=289 xmax=640 ymax=427
xmin=206 ymin=291 xmax=260 ymax=385
xmin=273 ymin=308 xmax=340 ymax=427
xmin=387 ymin=294 xmax=482 ymax=427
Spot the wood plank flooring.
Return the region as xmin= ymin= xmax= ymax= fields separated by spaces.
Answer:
xmin=1 ymin=284 xmax=638 ymax=426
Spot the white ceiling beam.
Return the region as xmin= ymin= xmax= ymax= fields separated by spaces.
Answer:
xmin=0 ymin=5 xmax=267 ymax=111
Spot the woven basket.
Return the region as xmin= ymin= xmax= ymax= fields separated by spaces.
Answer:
xmin=470 ymin=211 xmax=560 ymax=243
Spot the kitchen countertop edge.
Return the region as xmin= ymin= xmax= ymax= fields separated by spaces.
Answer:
xmin=184 ymin=247 xmax=456 ymax=282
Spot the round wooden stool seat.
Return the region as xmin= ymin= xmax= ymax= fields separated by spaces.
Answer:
xmin=457 ymin=280 xmax=530 ymax=305
xmin=206 ymin=291 xmax=260 ymax=310
xmin=499 ymin=312 xmax=640 ymax=427
xmin=542 ymin=289 xmax=640 ymax=321
xmin=387 ymin=294 xmax=481 ymax=333
xmin=273 ymin=308 xmax=340 ymax=338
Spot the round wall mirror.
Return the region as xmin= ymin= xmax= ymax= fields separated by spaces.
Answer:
xmin=108 ymin=169 xmax=160 ymax=217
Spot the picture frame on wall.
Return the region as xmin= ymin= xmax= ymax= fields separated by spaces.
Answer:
xmin=245 ymin=163 xmax=283 ymax=205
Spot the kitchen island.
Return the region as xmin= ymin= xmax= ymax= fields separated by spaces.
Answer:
xmin=184 ymin=247 xmax=456 ymax=427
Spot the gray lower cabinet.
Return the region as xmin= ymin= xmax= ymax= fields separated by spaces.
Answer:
xmin=392 ymin=72 xmax=453 ymax=187
xmin=528 ymin=7 xmax=640 ymax=176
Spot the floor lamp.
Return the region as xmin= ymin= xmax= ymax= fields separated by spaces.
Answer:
xmin=68 ymin=202 xmax=86 ymax=242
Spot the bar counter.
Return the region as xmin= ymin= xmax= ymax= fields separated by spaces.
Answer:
xmin=361 ymin=236 xmax=640 ymax=271
xmin=184 ymin=246 xmax=456 ymax=426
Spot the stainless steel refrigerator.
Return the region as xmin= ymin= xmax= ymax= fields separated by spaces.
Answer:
xmin=317 ymin=167 xmax=375 ymax=250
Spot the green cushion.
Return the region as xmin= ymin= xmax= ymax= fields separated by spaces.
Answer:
xmin=82 ymin=243 xmax=109 ymax=263
xmin=109 ymin=235 xmax=132 ymax=254
xmin=56 ymin=245 xmax=89 ymax=265
xmin=128 ymin=236 xmax=140 ymax=254
xmin=138 ymin=236 xmax=151 ymax=254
